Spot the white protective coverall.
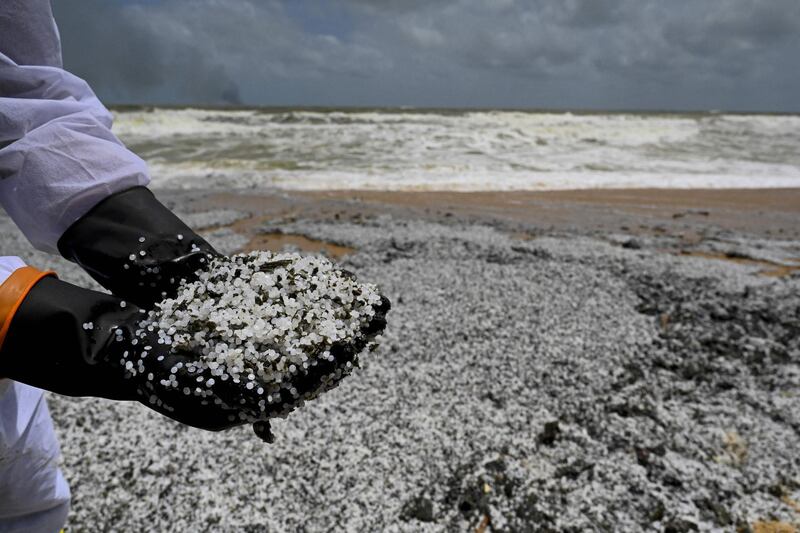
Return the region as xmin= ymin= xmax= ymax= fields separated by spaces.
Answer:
xmin=0 ymin=1 xmax=151 ymax=530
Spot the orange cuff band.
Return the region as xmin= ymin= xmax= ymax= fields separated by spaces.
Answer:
xmin=0 ymin=266 xmax=57 ymax=351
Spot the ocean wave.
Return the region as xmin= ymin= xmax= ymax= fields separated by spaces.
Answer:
xmin=111 ymin=107 xmax=800 ymax=190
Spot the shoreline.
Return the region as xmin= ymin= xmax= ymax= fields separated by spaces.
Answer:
xmin=173 ymin=187 xmax=800 ymax=241
xmin=111 ymin=104 xmax=800 ymax=116
xmin=159 ymin=186 xmax=800 ymax=278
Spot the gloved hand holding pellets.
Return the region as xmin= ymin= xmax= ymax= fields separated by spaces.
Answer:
xmin=0 ymin=187 xmax=390 ymax=443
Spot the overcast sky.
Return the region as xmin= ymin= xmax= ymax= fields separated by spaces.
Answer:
xmin=52 ymin=0 xmax=800 ymax=112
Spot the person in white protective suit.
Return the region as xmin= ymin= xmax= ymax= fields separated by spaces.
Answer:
xmin=0 ymin=1 xmax=276 ymax=530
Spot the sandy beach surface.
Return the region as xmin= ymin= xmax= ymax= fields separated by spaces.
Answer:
xmin=4 ymin=188 xmax=798 ymax=532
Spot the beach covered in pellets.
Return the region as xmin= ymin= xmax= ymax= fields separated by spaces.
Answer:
xmin=3 ymin=204 xmax=798 ymax=532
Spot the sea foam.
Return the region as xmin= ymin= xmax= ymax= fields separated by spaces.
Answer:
xmin=113 ymin=108 xmax=800 ymax=191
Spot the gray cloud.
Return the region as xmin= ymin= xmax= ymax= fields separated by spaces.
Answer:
xmin=53 ymin=0 xmax=800 ymax=111
xmin=54 ymin=0 xmax=241 ymax=104
xmin=54 ymin=0 xmax=388 ymax=105
xmin=562 ymin=0 xmax=630 ymax=28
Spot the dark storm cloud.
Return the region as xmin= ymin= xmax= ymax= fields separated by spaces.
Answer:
xmin=54 ymin=0 xmax=243 ymax=104
xmin=665 ymin=0 xmax=800 ymax=53
xmin=52 ymin=0 xmax=800 ymax=110
xmin=53 ymin=0 xmax=388 ymax=105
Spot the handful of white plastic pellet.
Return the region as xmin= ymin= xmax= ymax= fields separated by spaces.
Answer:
xmin=124 ymin=250 xmax=387 ymax=423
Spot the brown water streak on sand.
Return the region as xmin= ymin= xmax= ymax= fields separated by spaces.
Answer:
xmin=678 ymin=251 xmax=800 ymax=277
xmin=751 ymin=521 xmax=798 ymax=533
xmin=243 ymin=232 xmax=355 ymax=258
xmin=302 ymin=188 xmax=800 ymax=212
xmin=201 ymin=210 xmax=356 ymax=258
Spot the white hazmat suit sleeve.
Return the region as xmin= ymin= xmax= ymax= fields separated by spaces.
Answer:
xmin=0 ymin=257 xmax=71 ymax=533
xmin=1 ymin=1 xmax=147 ymax=529
xmin=0 ymin=0 xmax=151 ymax=254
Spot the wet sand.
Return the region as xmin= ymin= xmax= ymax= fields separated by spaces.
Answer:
xmin=168 ymin=187 xmax=800 ymax=276
xmin=184 ymin=188 xmax=800 ymax=240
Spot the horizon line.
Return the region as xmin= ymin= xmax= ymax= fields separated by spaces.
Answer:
xmin=106 ymin=103 xmax=800 ymax=116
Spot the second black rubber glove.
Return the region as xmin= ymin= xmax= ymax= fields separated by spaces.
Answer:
xmin=0 ymin=273 xmax=266 ymax=435
xmin=57 ymin=186 xmax=218 ymax=309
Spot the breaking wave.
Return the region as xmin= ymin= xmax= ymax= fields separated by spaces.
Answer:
xmin=112 ymin=107 xmax=800 ymax=191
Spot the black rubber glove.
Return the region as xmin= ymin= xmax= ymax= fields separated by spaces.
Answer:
xmin=0 ymin=275 xmax=269 ymax=437
xmin=57 ymin=186 xmax=218 ymax=309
